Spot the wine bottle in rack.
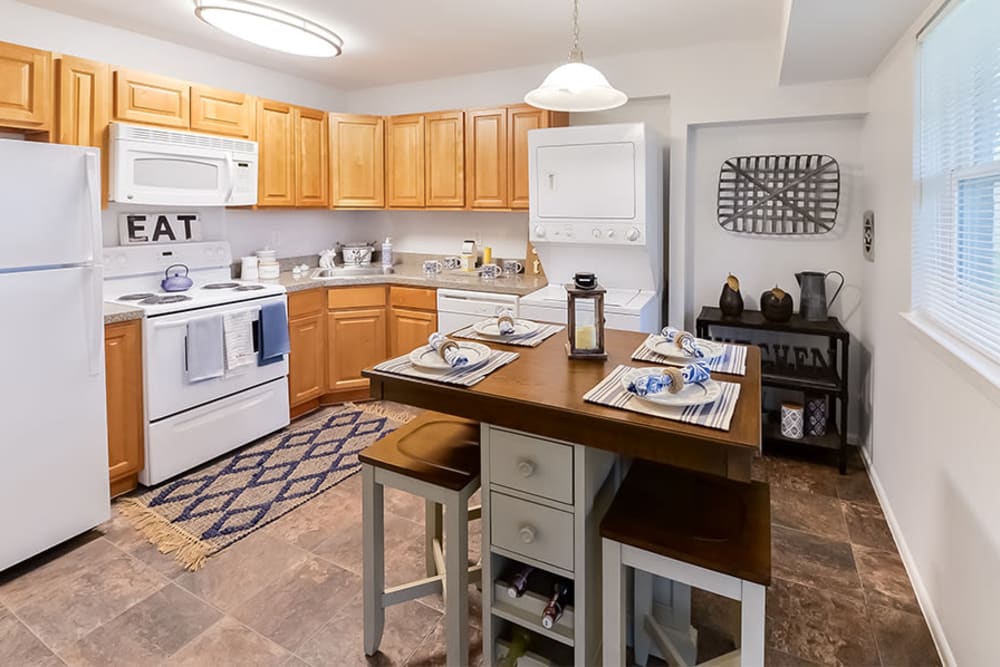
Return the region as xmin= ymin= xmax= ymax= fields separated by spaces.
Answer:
xmin=498 ymin=627 xmax=532 ymax=667
xmin=506 ymin=565 xmax=535 ymax=598
xmin=541 ymin=582 xmax=570 ymax=629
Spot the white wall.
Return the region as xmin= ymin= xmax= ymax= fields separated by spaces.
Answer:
xmin=860 ymin=2 xmax=998 ymax=664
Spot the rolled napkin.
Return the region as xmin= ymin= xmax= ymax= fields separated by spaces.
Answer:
xmin=497 ymin=308 xmax=516 ymax=336
xmin=661 ymin=326 xmax=705 ymax=358
xmin=428 ymin=332 xmax=469 ymax=368
xmin=628 ymin=361 xmax=712 ymax=396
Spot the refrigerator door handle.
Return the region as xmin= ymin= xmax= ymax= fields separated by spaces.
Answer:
xmin=82 ymin=266 xmax=103 ymax=376
xmin=84 ymin=153 xmax=101 ymax=263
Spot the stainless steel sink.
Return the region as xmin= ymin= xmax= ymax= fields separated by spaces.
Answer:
xmin=310 ymin=266 xmax=388 ymax=279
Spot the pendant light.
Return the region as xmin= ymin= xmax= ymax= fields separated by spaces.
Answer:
xmin=524 ymin=0 xmax=627 ymax=112
xmin=194 ymin=0 xmax=343 ymax=58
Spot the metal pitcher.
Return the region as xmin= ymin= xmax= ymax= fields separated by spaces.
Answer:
xmin=796 ymin=271 xmax=845 ymax=321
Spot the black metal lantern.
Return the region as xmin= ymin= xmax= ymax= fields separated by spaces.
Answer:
xmin=566 ymin=272 xmax=607 ymax=360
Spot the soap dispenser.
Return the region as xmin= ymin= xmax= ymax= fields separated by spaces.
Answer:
xmin=381 ymin=237 xmax=393 ymax=269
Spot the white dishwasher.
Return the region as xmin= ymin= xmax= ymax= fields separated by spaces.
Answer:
xmin=436 ymin=289 xmax=519 ymax=334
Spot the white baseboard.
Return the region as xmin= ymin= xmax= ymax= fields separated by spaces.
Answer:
xmin=858 ymin=448 xmax=955 ymax=667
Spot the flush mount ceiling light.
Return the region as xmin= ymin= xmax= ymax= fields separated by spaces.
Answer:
xmin=193 ymin=0 xmax=343 ymax=58
xmin=524 ymin=0 xmax=627 ymax=112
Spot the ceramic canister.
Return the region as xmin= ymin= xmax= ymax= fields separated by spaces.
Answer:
xmin=805 ymin=395 xmax=828 ymax=437
xmin=780 ymin=402 xmax=805 ymax=440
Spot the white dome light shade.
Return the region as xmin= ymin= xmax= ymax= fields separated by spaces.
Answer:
xmin=194 ymin=0 xmax=343 ymax=58
xmin=524 ymin=61 xmax=628 ymax=112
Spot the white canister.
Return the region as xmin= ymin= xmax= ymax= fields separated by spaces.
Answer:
xmin=259 ymin=260 xmax=280 ymax=280
xmin=780 ymin=402 xmax=805 ymax=440
xmin=241 ymin=256 xmax=260 ymax=280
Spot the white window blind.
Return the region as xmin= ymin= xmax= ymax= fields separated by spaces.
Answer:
xmin=914 ymin=0 xmax=1000 ymax=361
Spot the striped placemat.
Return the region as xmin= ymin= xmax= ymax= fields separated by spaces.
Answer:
xmin=372 ymin=350 xmax=520 ymax=387
xmin=450 ymin=323 xmax=564 ymax=348
xmin=583 ymin=364 xmax=742 ymax=431
xmin=631 ymin=335 xmax=748 ymax=376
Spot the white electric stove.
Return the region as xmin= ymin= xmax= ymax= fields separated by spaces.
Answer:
xmin=104 ymin=242 xmax=290 ymax=486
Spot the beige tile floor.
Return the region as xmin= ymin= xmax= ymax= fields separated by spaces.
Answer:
xmin=0 ymin=451 xmax=939 ymax=666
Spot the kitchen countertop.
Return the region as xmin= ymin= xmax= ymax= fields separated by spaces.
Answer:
xmin=274 ymin=264 xmax=548 ymax=296
xmin=103 ymin=302 xmax=144 ymax=325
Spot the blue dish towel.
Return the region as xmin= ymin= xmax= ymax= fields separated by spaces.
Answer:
xmin=186 ymin=315 xmax=225 ymax=382
xmin=259 ymin=300 xmax=291 ymax=365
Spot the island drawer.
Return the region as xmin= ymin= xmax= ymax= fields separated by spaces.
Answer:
xmin=490 ymin=491 xmax=574 ymax=570
xmin=489 ymin=430 xmax=573 ymax=504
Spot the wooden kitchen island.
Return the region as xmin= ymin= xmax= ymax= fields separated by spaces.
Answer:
xmin=363 ymin=329 xmax=761 ymax=666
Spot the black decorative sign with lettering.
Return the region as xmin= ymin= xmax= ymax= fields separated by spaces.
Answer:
xmin=119 ymin=213 xmax=202 ymax=245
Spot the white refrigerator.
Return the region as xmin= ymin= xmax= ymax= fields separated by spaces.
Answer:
xmin=0 ymin=141 xmax=110 ymax=571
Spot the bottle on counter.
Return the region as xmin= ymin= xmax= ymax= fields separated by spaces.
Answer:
xmin=498 ymin=627 xmax=532 ymax=667
xmin=541 ymin=582 xmax=570 ymax=629
xmin=506 ymin=565 xmax=535 ymax=598
xmin=381 ymin=237 xmax=393 ymax=269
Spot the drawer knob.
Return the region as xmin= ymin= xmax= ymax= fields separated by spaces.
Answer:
xmin=518 ymin=525 xmax=537 ymax=544
xmin=516 ymin=458 xmax=536 ymax=478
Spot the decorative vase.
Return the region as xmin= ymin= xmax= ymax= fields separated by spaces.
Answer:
xmin=719 ymin=274 xmax=744 ymax=317
xmin=805 ymin=395 xmax=828 ymax=437
xmin=780 ymin=402 xmax=805 ymax=440
xmin=760 ymin=286 xmax=794 ymax=322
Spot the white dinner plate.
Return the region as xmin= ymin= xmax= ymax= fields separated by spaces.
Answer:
xmin=409 ymin=341 xmax=492 ymax=371
xmin=620 ymin=367 xmax=722 ymax=407
xmin=644 ymin=335 xmax=725 ymax=362
xmin=471 ymin=318 xmax=541 ymax=339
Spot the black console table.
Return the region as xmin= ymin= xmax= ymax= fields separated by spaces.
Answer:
xmin=696 ymin=307 xmax=850 ymax=473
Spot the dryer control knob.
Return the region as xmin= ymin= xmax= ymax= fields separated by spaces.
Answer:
xmin=626 ymin=227 xmax=641 ymax=242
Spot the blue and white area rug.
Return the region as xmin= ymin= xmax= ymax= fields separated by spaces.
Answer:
xmin=119 ymin=401 xmax=418 ymax=570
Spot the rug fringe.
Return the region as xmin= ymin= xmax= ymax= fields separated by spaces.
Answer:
xmin=349 ymin=400 xmax=418 ymax=424
xmin=117 ymin=499 xmax=214 ymax=571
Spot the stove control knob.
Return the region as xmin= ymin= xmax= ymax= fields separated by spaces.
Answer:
xmin=592 ymin=228 xmax=601 ymax=239
xmin=606 ymin=229 xmax=615 ymax=239
xmin=534 ymin=225 xmax=546 ymax=238
xmin=626 ymin=227 xmax=641 ymax=242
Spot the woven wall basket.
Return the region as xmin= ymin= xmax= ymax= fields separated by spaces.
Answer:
xmin=717 ymin=154 xmax=840 ymax=235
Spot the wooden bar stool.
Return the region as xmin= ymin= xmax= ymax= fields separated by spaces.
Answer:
xmin=601 ymin=461 xmax=771 ymax=667
xmin=360 ymin=412 xmax=481 ymax=666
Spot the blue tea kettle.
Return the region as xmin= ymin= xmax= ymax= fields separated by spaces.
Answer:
xmin=161 ymin=264 xmax=193 ymax=292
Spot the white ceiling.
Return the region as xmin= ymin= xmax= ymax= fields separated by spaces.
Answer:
xmin=19 ymin=0 xmax=787 ymax=90
xmin=779 ymin=0 xmax=932 ymax=84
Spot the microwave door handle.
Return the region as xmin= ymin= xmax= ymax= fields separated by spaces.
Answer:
xmin=223 ymin=155 xmax=236 ymax=202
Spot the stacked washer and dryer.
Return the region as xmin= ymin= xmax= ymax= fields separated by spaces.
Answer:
xmin=518 ymin=122 xmax=665 ymax=332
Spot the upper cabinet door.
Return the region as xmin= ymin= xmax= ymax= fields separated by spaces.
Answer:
xmin=113 ymin=69 xmax=189 ymax=129
xmin=424 ymin=110 xmax=465 ymax=208
xmin=190 ymin=85 xmax=254 ymax=138
xmin=386 ymin=114 xmax=425 ymax=208
xmin=0 ymin=41 xmax=52 ymax=131
xmin=256 ymin=99 xmax=295 ymax=207
xmin=466 ymin=108 xmax=508 ymax=209
xmin=507 ymin=105 xmax=568 ymax=210
xmin=330 ymin=113 xmax=384 ymax=208
xmin=294 ymin=106 xmax=329 ymax=207
xmin=56 ymin=56 xmax=110 ymax=205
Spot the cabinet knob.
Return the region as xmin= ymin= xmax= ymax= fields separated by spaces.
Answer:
xmin=518 ymin=525 xmax=537 ymax=544
xmin=516 ymin=458 xmax=536 ymax=478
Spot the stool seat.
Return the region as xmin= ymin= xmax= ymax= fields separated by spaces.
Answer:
xmin=600 ymin=461 xmax=770 ymax=586
xmin=359 ymin=413 xmax=479 ymax=490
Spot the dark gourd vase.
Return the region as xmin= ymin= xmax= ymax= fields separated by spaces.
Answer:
xmin=760 ymin=286 xmax=794 ymax=322
xmin=719 ymin=274 xmax=744 ymax=317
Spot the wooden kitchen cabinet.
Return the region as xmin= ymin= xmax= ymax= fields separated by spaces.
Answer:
xmin=507 ymin=105 xmax=568 ymax=209
xmin=465 ymin=107 xmax=508 ymax=208
xmin=55 ymin=55 xmax=110 ymax=204
xmin=327 ymin=287 xmax=387 ymax=398
xmin=329 ymin=113 xmax=384 ymax=208
xmin=0 ymin=41 xmax=52 ymax=133
xmin=190 ymin=85 xmax=254 ymax=138
xmin=113 ymin=68 xmax=190 ymax=129
xmin=104 ymin=320 xmax=144 ymax=497
xmin=294 ymin=106 xmax=329 ymax=206
xmin=424 ymin=110 xmax=465 ymax=208
xmin=388 ymin=286 xmax=437 ymax=357
xmin=287 ymin=290 xmax=326 ymax=417
xmin=386 ymin=113 xmax=425 ymax=208
xmin=256 ymin=99 xmax=296 ymax=206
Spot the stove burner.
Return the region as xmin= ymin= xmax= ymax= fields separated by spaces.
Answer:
xmin=119 ymin=293 xmax=156 ymax=301
xmin=140 ymin=294 xmax=192 ymax=305
xmin=203 ymin=282 xmax=240 ymax=289
xmin=234 ymin=284 xmax=266 ymax=291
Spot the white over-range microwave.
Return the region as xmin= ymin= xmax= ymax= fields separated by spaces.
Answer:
xmin=109 ymin=122 xmax=258 ymax=206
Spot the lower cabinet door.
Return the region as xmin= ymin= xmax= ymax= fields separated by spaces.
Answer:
xmin=327 ymin=307 xmax=387 ymax=393
xmin=104 ymin=320 xmax=143 ymax=496
xmin=288 ymin=312 xmax=324 ymax=406
xmin=390 ymin=307 xmax=437 ymax=357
